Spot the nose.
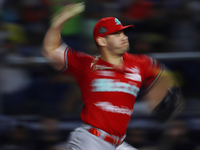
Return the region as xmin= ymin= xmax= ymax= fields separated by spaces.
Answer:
xmin=122 ymin=33 xmax=128 ymax=40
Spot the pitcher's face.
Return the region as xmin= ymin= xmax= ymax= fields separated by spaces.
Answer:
xmin=105 ymin=30 xmax=130 ymax=56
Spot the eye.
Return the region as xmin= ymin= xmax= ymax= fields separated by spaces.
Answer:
xmin=115 ymin=33 xmax=120 ymax=36
xmin=115 ymin=31 xmax=123 ymax=36
xmin=110 ymin=31 xmax=123 ymax=36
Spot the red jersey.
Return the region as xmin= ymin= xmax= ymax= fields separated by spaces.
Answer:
xmin=60 ymin=45 xmax=163 ymax=137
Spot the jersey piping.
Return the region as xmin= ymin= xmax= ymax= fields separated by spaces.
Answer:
xmin=60 ymin=46 xmax=70 ymax=73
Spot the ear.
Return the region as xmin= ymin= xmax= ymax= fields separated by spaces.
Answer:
xmin=96 ymin=37 xmax=107 ymax=47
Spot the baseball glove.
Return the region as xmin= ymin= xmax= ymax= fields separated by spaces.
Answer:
xmin=152 ymin=86 xmax=185 ymax=123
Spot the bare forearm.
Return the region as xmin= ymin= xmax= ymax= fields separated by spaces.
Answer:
xmin=42 ymin=3 xmax=85 ymax=57
xmin=42 ymin=26 xmax=63 ymax=56
xmin=41 ymin=3 xmax=85 ymax=70
xmin=142 ymin=70 xmax=179 ymax=110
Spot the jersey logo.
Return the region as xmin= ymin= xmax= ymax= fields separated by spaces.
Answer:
xmin=125 ymin=74 xmax=141 ymax=82
xmin=115 ymin=18 xmax=121 ymax=25
xmin=94 ymin=102 xmax=133 ymax=116
xmin=126 ymin=66 xmax=140 ymax=73
xmin=91 ymin=79 xmax=139 ymax=97
xmin=125 ymin=67 xmax=141 ymax=82
xmin=96 ymin=71 xmax=115 ymax=77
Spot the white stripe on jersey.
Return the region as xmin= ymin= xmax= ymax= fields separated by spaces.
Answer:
xmin=59 ymin=43 xmax=70 ymax=73
xmin=55 ymin=42 xmax=68 ymax=52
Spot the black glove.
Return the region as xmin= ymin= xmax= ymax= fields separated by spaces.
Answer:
xmin=152 ymin=86 xmax=185 ymax=123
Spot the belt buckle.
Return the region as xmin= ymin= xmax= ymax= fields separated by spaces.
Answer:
xmin=88 ymin=127 xmax=123 ymax=146
xmin=88 ymin=128 xmax=100 ymax=137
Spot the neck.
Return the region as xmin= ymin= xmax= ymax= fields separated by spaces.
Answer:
xmin=100 ymin=53 xmax=124 ymax=67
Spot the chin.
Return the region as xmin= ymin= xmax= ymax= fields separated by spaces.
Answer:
xmin=116 ymin=46 xmax=130 ymax=55
xmin=123 ymin=46 xmax=130 ymax=53
xmin=119 ymin=49 xmax=128 ymax=55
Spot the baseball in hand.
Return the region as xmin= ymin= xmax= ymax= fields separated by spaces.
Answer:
xmin=51 ymin=2 xmax=85 ymax=28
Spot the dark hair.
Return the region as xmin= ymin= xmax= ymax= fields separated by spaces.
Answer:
xmin=94 ymin=35 xmax=108 ymax=48
xmin=95 ymin=41 xmax=99 ymax=48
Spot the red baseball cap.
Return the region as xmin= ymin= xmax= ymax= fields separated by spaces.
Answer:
xmin=93 ymin=17 xmax=134 ymax=42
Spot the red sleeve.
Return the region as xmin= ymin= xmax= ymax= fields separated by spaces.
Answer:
xmin=60 ymin=46 xmax=92 ymax=78
xmin=141 ymin=55 xmax=164 ymax=92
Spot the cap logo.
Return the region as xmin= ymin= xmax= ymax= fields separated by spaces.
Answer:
xmin=115 ymin=18 xmax=121 ymax=25
xmin=99 ymin=27 xmax=107 ymax=34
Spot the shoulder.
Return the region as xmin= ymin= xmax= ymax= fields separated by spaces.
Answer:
xmin=68 ymin=48 xmax=94 ymax=60
xmin=124 ymin=52 xmax=151 ymax=63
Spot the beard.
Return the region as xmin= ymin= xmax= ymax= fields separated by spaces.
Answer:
xmin=107 ymin=42 xmax=130 ymax=56
xmin=119 ymin=44 xmax=130 ymax=54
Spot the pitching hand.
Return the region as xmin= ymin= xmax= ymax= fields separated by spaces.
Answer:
xmin=51 ymin=2 xmax=85 ymax=28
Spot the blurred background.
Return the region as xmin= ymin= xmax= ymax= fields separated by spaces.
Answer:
xmin=0 ymin=0 xmax=200 ymax=150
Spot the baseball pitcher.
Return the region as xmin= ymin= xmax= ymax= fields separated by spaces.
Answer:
xmin=42 ymin=3 xmax=185 ymax=150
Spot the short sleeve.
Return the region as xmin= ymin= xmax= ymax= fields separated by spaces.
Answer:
xmin=59 ymin=44 xmax=92 ymax=77
xmin=142 ymin=55 xmax=164 ymax=92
